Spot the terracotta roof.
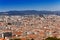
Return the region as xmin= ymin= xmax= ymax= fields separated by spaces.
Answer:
xmin=28 ymin=34 xmax=37 ymax=38
xmin=0 ymin=38 xmax=5 ymax=40
xmin=0 ymin=22 xmax=4 ymax=26
xmin=21 ymin=37 xmax=26 ymax=40
xmin=13 ymin=31 xmax=23 ymax=35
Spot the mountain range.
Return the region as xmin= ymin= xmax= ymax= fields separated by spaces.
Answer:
xmin=0 ymin=10 xmax=60 ymax=16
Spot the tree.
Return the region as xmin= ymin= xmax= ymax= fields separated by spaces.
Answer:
xmin=31 ymin=38 xmax=34 ymax=40
xmin=10 ymin=38 xmax=21 ymax=40
xmin=45 ymin=37 xmax=60 ymax=40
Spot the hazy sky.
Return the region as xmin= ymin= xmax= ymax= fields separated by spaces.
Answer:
xmin=0 ymin=0 xmax=60 ymax=12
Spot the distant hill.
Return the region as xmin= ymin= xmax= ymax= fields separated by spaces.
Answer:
xmin=0 ymin=10 xmax=60 ymax=16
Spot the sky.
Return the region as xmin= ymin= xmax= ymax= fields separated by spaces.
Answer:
xmin=0 ymin=0 xmax=60 ymax=12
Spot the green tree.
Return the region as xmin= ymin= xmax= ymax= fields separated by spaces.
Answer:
xmin=10 ymin=38 xmax=21 ymax=40
xmin=45 ymin=37 xmax=60 ymax=40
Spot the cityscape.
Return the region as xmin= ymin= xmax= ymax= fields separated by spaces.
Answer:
xmin=0 ymin=0 xmax=60 ymax=40
xmin=0 ymin=15 xmax=59 ymax=40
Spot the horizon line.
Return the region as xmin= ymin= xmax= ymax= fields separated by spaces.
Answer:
xmin=0 ymin=10 xmax=60 ymax=12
